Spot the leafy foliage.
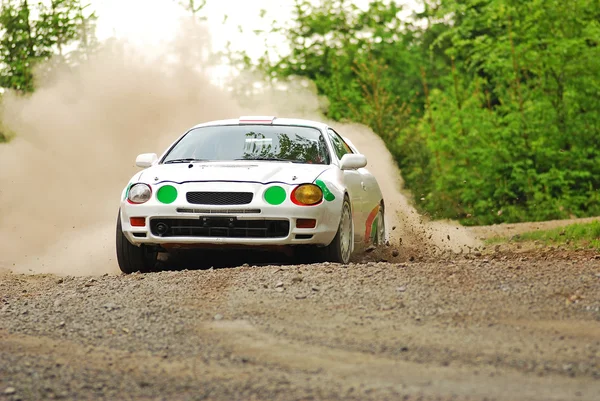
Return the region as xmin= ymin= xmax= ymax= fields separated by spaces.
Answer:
xmin=0 ymin=0 xmax=97 ymax=93
xmin=0 ymin=0 xmax=44 ymax=92
xmin=240 ymin=0 xmax=600 ymax=225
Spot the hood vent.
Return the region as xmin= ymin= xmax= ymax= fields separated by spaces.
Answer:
xmin=197 ymin=164 xmax=259 ymax=168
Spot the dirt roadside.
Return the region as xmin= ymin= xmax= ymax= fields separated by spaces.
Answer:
xmin=1 ymin=246 xmax=599 ymax=401
xmin=466 ymin=216 xmax=600 ymax=241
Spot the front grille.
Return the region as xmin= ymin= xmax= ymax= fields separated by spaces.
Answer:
xmin=150 ymin=217 xmax=289 ymax=238
xmin=186 ymin=191 xmax=253 ymax=205
xmin=177 ymin=208 xmax=261 ymax=214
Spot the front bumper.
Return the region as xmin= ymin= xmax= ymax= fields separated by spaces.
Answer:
xmin=120 ymin=181 xmax=341 ymax=248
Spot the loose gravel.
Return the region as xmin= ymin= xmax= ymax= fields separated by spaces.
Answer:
xmin=1 ymin=248 xmax=600 ymax=401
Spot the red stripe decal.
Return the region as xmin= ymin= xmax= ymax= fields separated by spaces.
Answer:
xmin=364 ymin=205 xmax=380 ymax=243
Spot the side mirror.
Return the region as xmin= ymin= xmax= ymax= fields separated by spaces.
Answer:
xmin=135 ymin=153 xmax=158 ymax=168
xmin=340 ymin=153 xmax=367 ymax=170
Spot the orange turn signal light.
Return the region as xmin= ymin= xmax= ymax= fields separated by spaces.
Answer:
xmin=130 ymin=217 xmax=146 ymax=227
xmin=296 ymin=218 xmax=316 ymax=229
xmin=291 ymin=184 xmax=323 ymax=206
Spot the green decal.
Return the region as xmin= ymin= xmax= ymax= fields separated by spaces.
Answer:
xmin=371 ymin=216 xmax=378 ymax=242
xmin=124 ymin=183 xmax=132 ymax=200
xmin=157 ymin=185 xmax=178 ymax=204
xmin=315 ymin=179 xmax=335 ymax=201
xmin=264 ymin=186 xmax=286 ymax=205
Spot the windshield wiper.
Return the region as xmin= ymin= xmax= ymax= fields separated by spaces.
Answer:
xmin=164 ymin=158 xmax=208 ymax=164
xmin=235 ymin=157 xmax=302 ymax=163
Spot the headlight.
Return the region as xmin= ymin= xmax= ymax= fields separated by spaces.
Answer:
xmin=291 ymin=184 xmax=323 ymax=206
xmin=127 ymin=183 xmax=152 ymax=204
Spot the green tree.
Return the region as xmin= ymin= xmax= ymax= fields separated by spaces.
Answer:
xmin=0 ymin=0 xmax=95 ymax=92
xmin=38 ymin=0 xmax=81 ymax=58
xmin=423 ymin=0 xmax=600 ymax=223
xmin=243 ymin=0 xmax=600 ymax=225
xmin=68 ymin=2 xmax=99 ymax=64
xmin=0 ymin=0 xmax=47 ymax=92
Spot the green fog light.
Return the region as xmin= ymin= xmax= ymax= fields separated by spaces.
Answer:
xmin=157 ymin=185 xmax=178 ymax=204
xmin=264 ymin=186 xmax=286 ymax=205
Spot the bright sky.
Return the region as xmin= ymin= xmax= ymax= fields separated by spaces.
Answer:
xmin=93 ymin=1 xmax=419 ymax=53
xmin=91 ymin=0 xmax=420 ymax=83
xmin=93 ymin=0 xmax=296 ymax=57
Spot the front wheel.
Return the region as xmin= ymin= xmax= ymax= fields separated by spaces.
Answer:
xmin=115 ymin=211 xmax=157 ymax=274
xmin=317 ymin=196 xmax=353 ymax=264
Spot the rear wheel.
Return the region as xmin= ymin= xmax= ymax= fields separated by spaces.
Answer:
xmin=373 ymin=204 xmax=386 ymax=246
xmin=116 ymin=210 xmax=157 ymax=274
xmin=316 ymin=196 xmax=353 ymax=264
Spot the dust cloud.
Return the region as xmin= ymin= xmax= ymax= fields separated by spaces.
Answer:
xmin=332 ymin=122 xmax=480 ymax=255
xmin=0 ymin=22 xmax=477 ymax=276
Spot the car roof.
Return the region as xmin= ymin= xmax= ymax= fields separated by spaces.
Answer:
xmin=190 ymin=116 xmax=329 ymax=131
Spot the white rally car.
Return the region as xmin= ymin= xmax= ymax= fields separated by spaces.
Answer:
xmin=116 ymin=116 xmax=386 ymax=273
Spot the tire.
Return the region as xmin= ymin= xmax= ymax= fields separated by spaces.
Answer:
xmin=373 ymin=203 xmax=386 ymax=246
xmin=317 ymin=196 xmax=353 ymax=264
xmin=116 ymin=210 xmax=157 ymax=274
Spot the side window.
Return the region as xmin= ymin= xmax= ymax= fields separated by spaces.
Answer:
xmin=327 ymin=129 xmax=354 ymax=160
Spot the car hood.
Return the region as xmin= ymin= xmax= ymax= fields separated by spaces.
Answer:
xmin=138 ymin=161 xmax=331 ymax=186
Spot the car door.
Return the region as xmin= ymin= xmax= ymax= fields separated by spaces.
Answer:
xmin=327 ymin=128 xmax=365 ymax=244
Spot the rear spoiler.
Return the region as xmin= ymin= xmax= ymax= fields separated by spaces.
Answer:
xmin=238 ymin=116 xmax=277 ymax=124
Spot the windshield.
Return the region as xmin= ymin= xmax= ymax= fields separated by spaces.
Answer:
xmin=162 ymin=125 xmax=331 ymax=164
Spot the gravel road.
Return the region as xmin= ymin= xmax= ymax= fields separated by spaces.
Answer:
xmin=1 ymin=247 xmax=600 ymax=401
